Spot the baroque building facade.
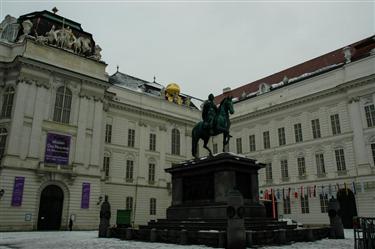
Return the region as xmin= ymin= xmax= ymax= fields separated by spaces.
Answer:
xmin=0 ymin=9 xmax=374 ymax=232
xmin=214 ymin=36 xmax=375 ymax=228
xmin=0 ymin=11 xmax=200 ymax=231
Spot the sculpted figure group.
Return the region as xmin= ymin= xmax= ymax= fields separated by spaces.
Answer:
xmin=20 ymin=19 xmax=102 ymax=60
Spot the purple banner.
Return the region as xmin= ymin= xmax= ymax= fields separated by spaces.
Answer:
xmin=11 ymin=176 xmax=25 ymax=207
xmin=81 ymin=182 xmax=90 ymax=209
xmin=44 ymin=133 xmax=71 ymax=165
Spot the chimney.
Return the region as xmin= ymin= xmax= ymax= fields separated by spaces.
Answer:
xmin=223 ymin=87 xmax=231 ymax=94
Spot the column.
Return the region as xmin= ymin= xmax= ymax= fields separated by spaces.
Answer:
xmin=7 ymin=82 xmax=27 ymax=155
xmin=348 ymin=100 xmax=368 ymax=166
xmin=28 ymin=85 xmax=47 ymax=158
xmin=90 ymin=99 xmax=103 ymax=167
xmin=74 ymin=96 xmax=88 ymax=165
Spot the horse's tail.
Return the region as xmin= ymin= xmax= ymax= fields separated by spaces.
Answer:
xmin=191 ymin=124 xmax=200 ymax=158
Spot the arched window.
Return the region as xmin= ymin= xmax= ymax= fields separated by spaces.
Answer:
xmin=0 ymin=128 xmax=8 ymax=159
xmin=53 ymin=86 xmax=72 ymax=124
xmin=1 ymin=86 xmax=15 ymax=118
xmin=171 ymin=128 xmax=180 ymax=155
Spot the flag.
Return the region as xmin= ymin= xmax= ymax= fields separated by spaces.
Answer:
xmin=351 ymin=182 xmax=356 ymax=195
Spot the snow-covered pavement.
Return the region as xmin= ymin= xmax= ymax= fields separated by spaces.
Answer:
xmin=0 ymin=230 xmax=354 ymax=249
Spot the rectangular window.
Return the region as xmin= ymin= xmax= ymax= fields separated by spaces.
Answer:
xmin=105 ymin=124 xmax=112 ymax=143
xmin=213 ymin=143 xmax=218 ymax=154
xmin=263 ymin=131 xmax=270 ymax=149
xmin=236 ymin=138 xmax=242 ymax=154
xmin=301 ymin=194 xmax=310 ymax=214
xmin=320 ymin=194 xmax=329 ymax=213
xmin=126 ymin=160 xmax=134 ymax=181
xmin=249 ymin=135 xmax=256 ymax=152
xmin=278 ymin=127 xmax=286 ymax=146
xmin=365 ymin=104 xmax=375 ymax=127
xmin=149 ymin=133 xmax=156 ymax=151
xmin=335 ymin=148 xmax=346 ymax=172
xmin=148 ymin=163 xmax=155 ymax=183
xmin=283 ymin=196 xmax=291 ymax=214
xmin=294 ymin=123 xmax=303 ymax=142
xmin=103 ymin=156 xmax=110 ymax=177
xmin=126 ymin=196 xmax=133 ymax=210
xmin=372 ymin=143 xmax=375 ymax=165
xmin=330 ymin=114 xmax=341 ymax=135
xmin=128 ymin=129 xmax=135 ymax=147
xmin=281 ymin=160 xmax=289 ymax=180
xmin=311 ymin=119 xmax=321 ymax=139
xmin=150 ymin=198 xmax=156 ymax=215
xmin=297 ymin=157 xmax=306 ymax=177
xmin=265 ymin=163 xmax=272 ymax=182
xmin=316 ymin=153 xmax=326 ymax=176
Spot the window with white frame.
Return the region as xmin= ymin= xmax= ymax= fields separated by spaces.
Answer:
xmin=311 ymin=119 xmax=321 ymax=139
xmin=126 ymin=160 xmax=134 ymax=181
xmin=320 ymin=194 xmax=329 ymax=213
xmin=297 ymin=157 xmax=306 ymax=177
xmin=294 ymin=123 xmax=303 ymax=142
xmin=0 ymin=128 xmax=8 ymax=159
xmin=281 ymin=159 xmax=289 ymax=180
xmin=335 ymin=148 xmax=346 ymax=172
xmin=300 ymin=194 xmax=309 ymax=214
xmin=128 ymin=129 xmax=135 ymax=147
xmin=236 ymin=138 xmax=242 ymax=154
xmin=365 ymin=104 xmax=375 ymax=127
xmin=278 ymin=127 xmax=286 ymax=146
xmin=263 ymin=131 xmax=270 ymax=149
xmin=283 ymin=196 xmax=291 ymax=214
xmin=53 ymin=86 xmax=72 ymax=124
xmin=171 ymin=128 xmax=180 ymax=155
xmin=330 ymin=114 xmax=341 ymax=135
xmin=265 ymin=163 xmax=272 ymax=181
xmin=1 ymin=86 xmax=15 ymax=118
xmin=103 ymin=156 xmax=110 ymax=177
xmin=126 ymin=196 xmax=133 ymax=210
xmin=149 ymin=133 xmax=156 ymax=151
xmin=249 ymin=135 xmax=256 ymax=152
xmin=150 ymin=198 xmax=156 ymax=215
xmin=315 ymin=153 xmax=326 ymax=176
xmin=148 ymin=163 xmax=155 ymax=183
xmin=105 ymin=124 xmax=112 ymax=143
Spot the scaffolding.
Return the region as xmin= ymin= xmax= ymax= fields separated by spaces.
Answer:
xmin=354 ymin=217 xmax=375 ymax=249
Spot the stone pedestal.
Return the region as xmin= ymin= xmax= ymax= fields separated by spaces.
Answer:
xmin=165 ymin=153 xmax=266 ymax=220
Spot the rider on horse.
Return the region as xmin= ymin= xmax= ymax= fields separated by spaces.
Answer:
xmin=202 ymin=94 xmax=218 ymax=135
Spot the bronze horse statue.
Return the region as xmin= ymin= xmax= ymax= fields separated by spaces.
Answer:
xmin=192 ymin=96 xmax=234 ymax=158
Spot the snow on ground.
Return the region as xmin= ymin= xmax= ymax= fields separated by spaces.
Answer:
xmin=0 ymin=229 xmax=354 ymax=249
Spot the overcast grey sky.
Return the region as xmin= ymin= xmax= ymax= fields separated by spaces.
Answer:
xmin=2 ymin=1 xmax=374 ymax=99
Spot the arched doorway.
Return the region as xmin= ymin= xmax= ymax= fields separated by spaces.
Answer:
xmin=37 ymin=185 xmax=64 ymax=230
xmin=337 ymin=189 xmax=358 ymax=228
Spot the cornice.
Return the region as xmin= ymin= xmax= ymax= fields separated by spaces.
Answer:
xmin=232 ymin=74 xmax=375 ymax=123
xmin=15 ymin=56 xmax=109 ymax=90
xmin=108 ymin=100 xmax=197 ymax=127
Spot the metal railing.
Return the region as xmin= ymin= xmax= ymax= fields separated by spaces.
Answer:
xmin=354 ymin=217 xmax=375 ymax=249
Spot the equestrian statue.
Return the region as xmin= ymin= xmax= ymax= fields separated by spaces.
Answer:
xmin=192 ymin=94 xmax=234 ymax=158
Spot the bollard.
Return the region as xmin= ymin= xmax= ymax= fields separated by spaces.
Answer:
xmin=218 ymin=231 xmax=226 ymax=248
xmin=180 ymin=229 xmax=187 ymax=245
xmin=306 ymin=229 xmax=314 ymax=241
xmin=226 ymin=189 xmax=246 ymax=249
xmin=125 ymin=227 xmax=132 ymax=240
xmin=246 ymin=230 xmax=253 ymax=247
xmin=278 ymin=229 xmax=286 ymax=244
xmin=150 ymin=228 xmax=157 ymax=242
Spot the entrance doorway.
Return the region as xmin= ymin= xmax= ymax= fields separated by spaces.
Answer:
xmin=337 ymin=189 xmax=358 ymax=229
xmin=37 ymin=185 xmax=64 ymax=230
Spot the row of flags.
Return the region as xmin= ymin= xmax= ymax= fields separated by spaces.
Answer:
xmin=260 ymin=181 xmax=369 ymax=201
